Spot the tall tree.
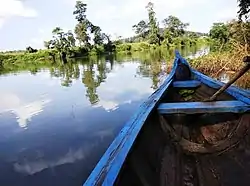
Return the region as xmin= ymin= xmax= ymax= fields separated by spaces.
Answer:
xmin=162 ymin=16 xmax=189 ymax=38
xmin=102 ymin=33 xmax=115 ymax=52
xmin=73 ymin=1 xmax=87 ymax=22
xmin=228 ymin=19 xmax=250 ymax=47
xmin=90 ymin=24 xmax=104 ymax=45
xmin=45 ymin=27 xmax=76 ymax=61
xmin=66 ymin=31 xmax=76 ymax=47
xmin=73 ymin=1 xmax=105 ymax=49
xmin=238 ymin=0 xmax=250 ymax=20
xmin=209 ymin=23 xmax=229 ymax=43
xmin=146 ymin=2 xmax=160 ymax=44
xmin=132 ymin=20 xmax=149 ymax=38
xmin=75 ymin=22 xmax=90 ymax=47
xmin=73 ymin=1 xmax=92 ymax=48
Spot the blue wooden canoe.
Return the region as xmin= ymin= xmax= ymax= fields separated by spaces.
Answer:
xmin=84 ymin=51 xmax=250 ymax=186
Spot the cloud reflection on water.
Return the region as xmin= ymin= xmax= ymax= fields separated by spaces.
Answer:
xmin=13 ymin=127 xmax=115 ymax=175
xmin=0 ymin=92 xmax=50 ymax=129
xmin=93 ymin=63 xmax=153 ymax=111
xmin=13 ymin=147 xmax=87 ymax=175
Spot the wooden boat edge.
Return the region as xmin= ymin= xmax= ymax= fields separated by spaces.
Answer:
xmin=83 ymin=52 xmax=179 ymax=186
xmin=193 ymin=70 xmax=250 ymax=104
xmin=83 ymin=51 xmax=250 ymax=186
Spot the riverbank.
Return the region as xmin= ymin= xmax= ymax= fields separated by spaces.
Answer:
xmin=1 ymin=44 xmax=249 ymax=89
xmin=189 ymin=43 xmax=250 ymax=89
xmin=115 ymin=38 xmax=208 ymax=53
xmin=0 ymin=50 xmax=55 ymax=65
xmin=190 ymin=43 xmax=248 ymax=74
xmin=0 ymin=37 xmax=208 ymax=65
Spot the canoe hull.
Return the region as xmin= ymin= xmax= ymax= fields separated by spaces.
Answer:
xmin=84 ymin=51 xmax=250 ymax=186
xmin=113 ymin=83 xmax=250 ymax=186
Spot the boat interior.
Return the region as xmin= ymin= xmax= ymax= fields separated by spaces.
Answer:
xmin=114 ymin=62 xmax=250 ymax=186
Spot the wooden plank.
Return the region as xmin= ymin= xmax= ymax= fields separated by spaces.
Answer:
xmin=83 ymin=53 xmax=181 ymax=186
xmin=173 ymin=80 xmax=201 ymax=88
xmin=158 ymin=101 xmax=250 ymax=114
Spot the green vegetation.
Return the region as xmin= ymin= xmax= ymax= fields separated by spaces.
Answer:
xmin=179 ymin=90 xmax=195 ymax=101
xmin=44 ymin=27 xmax=76 ymax=54
xmin=209 ymin=23 xmax=230 ymax=46
xmin=189 ymin=7 xmax=250 ymax=88
xmin=189 ymin=44 xmax=250 ymax=89
xmin=0 ymin=0 xmax=208 ymax=64
xmin=0 ymin=50 xmax=56 ymax=64
xmin=0 ymin=0 xmax=249 ymax=90
xmin=146 ymin=2 xmax=161 ymax=45
xmin=118 ymin=3 xmax=207 ymax=53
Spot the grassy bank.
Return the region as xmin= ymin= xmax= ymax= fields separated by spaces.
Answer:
xmin=189 ymin=43 xmax=250 ymax=89
xmin=115 ymin=37 xmax=209 ymax=53
xmin=190 ymin=43 xmax=249 ymax=74
xmin=0 ymin=50 xmax=56 ymax=65
xmin=0 ymin=37 xmax=208 ymax=65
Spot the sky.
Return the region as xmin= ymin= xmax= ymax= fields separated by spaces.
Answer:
xmin=0 ymin=0 xmax=239 ymax=51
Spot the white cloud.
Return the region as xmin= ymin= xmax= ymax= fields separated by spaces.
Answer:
xmin=0 ymin=0 xmax=37 ymax=28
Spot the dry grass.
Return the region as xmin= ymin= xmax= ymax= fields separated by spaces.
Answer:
xmin=224 ymin=72 xmax=250 ymax=89
xmin=190 ymin=42 xmax=249 ymax=75
xmin=189 ymin=42 xmax=250 ymax=89
xmin=164 ymin=42 xmax=250 ymax=89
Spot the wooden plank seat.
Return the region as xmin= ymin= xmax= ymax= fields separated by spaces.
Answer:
xmin=157 ymin=101 xmax=250 ymax=114
xmin=173 ymin=80 xmax=201 ymax=88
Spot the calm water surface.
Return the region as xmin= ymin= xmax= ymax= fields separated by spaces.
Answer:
xmin=0 ymin=47 xmax=228 ymax=186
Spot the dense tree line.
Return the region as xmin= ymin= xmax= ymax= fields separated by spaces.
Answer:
xmin=44 ymin=1 xmax=207 ymax=58
xmin=42 ymin=0 xmax=249 ymax=58
xmin=209 ymin=20 xmax=250 ymax=51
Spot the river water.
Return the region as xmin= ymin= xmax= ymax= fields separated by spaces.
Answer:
xmin=0 ymin=47 xmax=247 ymax=186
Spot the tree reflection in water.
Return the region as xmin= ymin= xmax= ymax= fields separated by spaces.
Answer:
xmin=1 ymin=48 xmax=248 ymax=106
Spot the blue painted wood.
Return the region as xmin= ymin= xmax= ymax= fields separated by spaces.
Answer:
xmin=193 ymin=70 xmax=250 ymax=104
xmin=83 ymin=50 xmax=250 ymax=186
xmin=176 ymin=50 xmax=250 ymax=103
xmin=158 ymin=101 xmax=250 ymax=114
xmin=173 ymin=80 xmax=201 ymax=88
xmin=83 ymin=51 xmax=183 ymax=186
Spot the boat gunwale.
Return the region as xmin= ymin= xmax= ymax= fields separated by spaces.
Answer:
xmin=83 ymin=52 xmax=181 ymax=186
xmin=193 ymin=70 xmax=250 ymax=104
xmin=83 ymin=51 xmax=250 ymax=186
